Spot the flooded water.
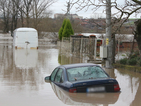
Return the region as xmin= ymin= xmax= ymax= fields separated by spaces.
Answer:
xmin=0 ymin=44 xmax=141 ymax=106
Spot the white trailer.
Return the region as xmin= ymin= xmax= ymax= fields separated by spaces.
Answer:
xmin=13 ymin=27 xmax=38 ymax=49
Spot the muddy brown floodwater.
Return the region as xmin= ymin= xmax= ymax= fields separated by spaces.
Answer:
xmin=0 ymin=44 xmax=141 ymax=106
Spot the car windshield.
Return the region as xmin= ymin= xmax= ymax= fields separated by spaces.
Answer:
xmin=67 ymin=66 xmax=109 ymax=81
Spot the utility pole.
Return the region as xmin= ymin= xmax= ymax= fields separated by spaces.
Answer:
xmin=105 ymin=0 xmax=113 ymax=68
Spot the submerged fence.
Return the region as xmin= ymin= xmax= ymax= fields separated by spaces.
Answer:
xmin=59 ymin=37 xmax=98 ymax=60
xmin=60 ymin=36 xmax=140 ymax=61
xmin=71 ymin=38 xmax=96 ymax=55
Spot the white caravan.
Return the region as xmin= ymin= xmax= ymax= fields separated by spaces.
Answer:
xmin=13 ymin=28 xmax=38 ymax=49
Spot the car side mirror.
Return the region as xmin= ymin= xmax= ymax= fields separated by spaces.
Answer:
xmin=45 ymin=76 xmax=51 ymax=83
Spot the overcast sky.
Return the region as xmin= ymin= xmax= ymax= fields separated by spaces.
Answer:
xmin=50 ymin=0 xmax=104 ymax=18
xmin=50 ymin=0 xmax=141 ymax=19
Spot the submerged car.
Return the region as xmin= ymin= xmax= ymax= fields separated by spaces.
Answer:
xmin=45 ymin=63 xmax=120 ymax=93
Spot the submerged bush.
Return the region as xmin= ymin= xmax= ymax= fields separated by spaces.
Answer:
xmin=119 ymin=58 xmax=128 ymax=64
xmin=129 ymin=51 xmax=139 ymax=59
xmin=128 ymin=58 xmax=137 ymax=65
xmin=117 ymin=51 xmax=141 ymax=67
xmin=138 ymin=60 xmax=141 ymax=66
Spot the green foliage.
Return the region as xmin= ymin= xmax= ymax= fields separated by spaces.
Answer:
xmin=119 ymin=58 xmax=138 ymax=66
xmin=128 ymin=58 xmax=137 ymax=65
xmin=59 ymin=27 xmax=63 ymax=40
xmin=138 ymin=60 xmax=141 ymax=66
xmin=136 ymin=19 xmax=141 ymax=35
xmin=129 ymin=51 xmax=139 ymax=59
xmin=130 ymin=54 xmax=137 ymax=59
xmin=58 ymin=18 xmax=74 ymax=40
xmin=119 ymin=58 xmax=128 ymax=64
xmin=96 ymin=52 xmax=100 ymax=56
xmin=118 ymin=51 xmax=141 ymax=67
xmin=58 ymin=19 xmax=67 ymax=40
xmin=121 ymin=54 xmax=126 ymax=56
xmin=127 ymin=51 xmax=139 ymax=65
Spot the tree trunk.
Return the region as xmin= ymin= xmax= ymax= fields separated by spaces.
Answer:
xmin=129 ymin=36 xmax=135 ymax=57
xmin=136 ymin=38 xmax=141 ymax=58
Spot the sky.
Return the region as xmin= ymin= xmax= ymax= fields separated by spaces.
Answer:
xmin=50 ymin=0 xmax=105 ymax=19
xmin=50 ymin=0 xmax=141 ymax=19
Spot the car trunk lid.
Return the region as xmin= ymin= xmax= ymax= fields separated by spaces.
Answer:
xmin=69 ymin=78 xmax=120 ymax=93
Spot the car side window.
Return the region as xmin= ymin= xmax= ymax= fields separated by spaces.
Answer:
xmin=60 ymin=72 xmax=64 ymax=83
xmin=54 ymin=68 xmax=63 ymax=83
xmin=51 ymin=68 xmax=58 ymax=81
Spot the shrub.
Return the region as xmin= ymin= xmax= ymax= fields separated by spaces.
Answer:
xmin=119 ymin=58 xmax=128 ymax=64
xmin=128 ymin=58 xmax=137 ymax=65
xmin=129 ymin=54 xmax=135 ymax=59
xmin=138 ymin=60 xmax=141 ymax=66
xmin=62 ymin=19 xmax=74 ymax=37
xmin=129 ymin=51 xmax=139 ymax=59
xmin=58 ymin=19 xmax=74 ymax=40
xmin=58 ymin=19 xmax=67 ymax=40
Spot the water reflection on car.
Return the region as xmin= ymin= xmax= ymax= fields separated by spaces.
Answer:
xmin=45 ymin=63 xmax=120 ymax=93
xmin=46 ymin=82 xmax=120 ymax=105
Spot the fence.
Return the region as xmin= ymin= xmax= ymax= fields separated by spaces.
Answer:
xmin=71 ymin=37 xmax=96 ymax=56
xmin=59 ymin=37 xmax=98 ymax=61
xmin=60 ymin=36 xmax=140 ymax=61
xmin=0 ymin=37 xmax=13 ymax=44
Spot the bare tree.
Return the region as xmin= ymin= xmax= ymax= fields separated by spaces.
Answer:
xmin=69 ymin=0 xmax=141 ymax=33
xmin=113 ymin=0 xmax=141 ymax=56
xmin=0 ymin=0 xmax=11 ymax=33
xmin=0 ymin=0 xmax=57 ymax=33
xmin=10 ymin=0 xmax=22 ymax=33
xmin=31 ymin=0 xmax=56 ymax=29
xmin=68 ymin=0 xmax=141 ymax=59
xmin=111 ymin=0 xmax=141 ymax=34
xmin=71 ymin=19 xmax=83 ymax=33
xmin=134 ymin=19 xmax=141 ymax=57
xmin=22 ymin=0 xmax=33 ymax=27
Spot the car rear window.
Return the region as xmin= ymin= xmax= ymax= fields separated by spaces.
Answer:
xmin=67 ymin=66 xmax=108 ymax=81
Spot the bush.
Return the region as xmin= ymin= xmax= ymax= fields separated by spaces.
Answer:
xmin=58 ymin=19 xmax=67 ymax=40
xmin=138 ymin=60 xmax=141 ymax=66
xmin=118 ymin=51 xmax=141 ymax=66
xmin=58 ymin=19 xmax=74 ymax=40
xmin=62 ymin=19 xmax=74 ymax=37
xmin=129 ymin=51 xmax=139 ymax=59
xmin=128 ymin=58 xmax=137 ymax=65
xmin=119 ymin=58 xmax=128 ymax=64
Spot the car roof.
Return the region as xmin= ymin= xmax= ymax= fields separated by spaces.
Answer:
xmin=60 ymin=63 xmax=99 ymax=69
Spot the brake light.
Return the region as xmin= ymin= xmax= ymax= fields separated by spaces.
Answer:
xmin=114 ymin=84 xmax=120 ymax=92
xmin=69 ymin=88 xmax=77 ymax=93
